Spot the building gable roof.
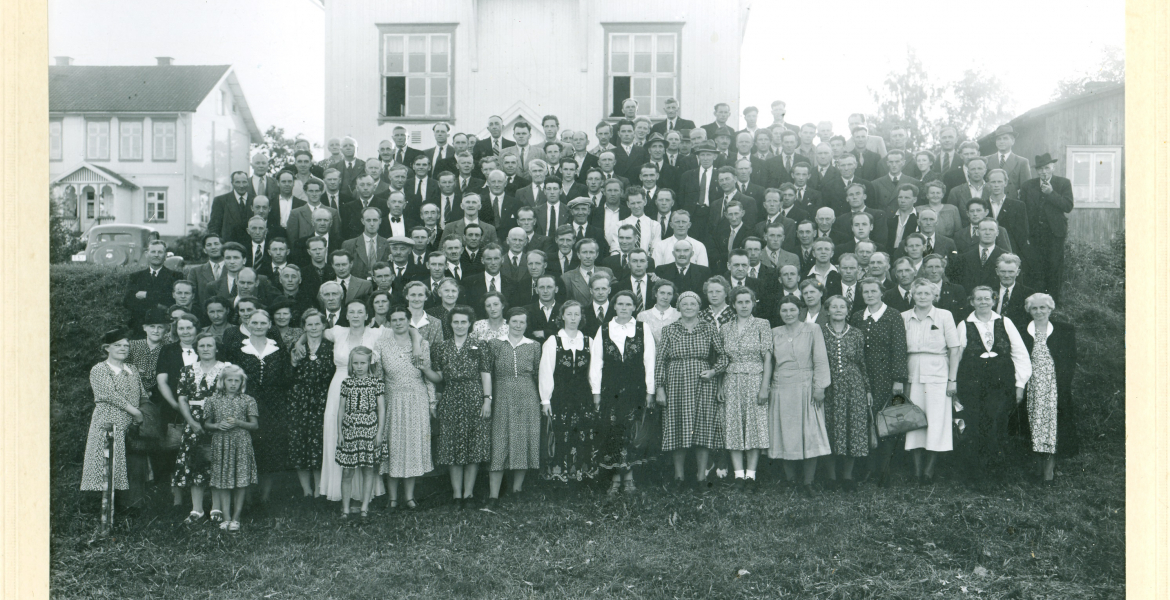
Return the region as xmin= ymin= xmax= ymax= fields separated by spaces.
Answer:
xmin=51 ymin=162 xmax=140 ymax=190
xmin=49 ymin=65 xmax=231 ymax=113
xmin=978 ymin=82 xmax=1125 ymax=146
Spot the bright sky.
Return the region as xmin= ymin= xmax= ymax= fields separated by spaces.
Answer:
xmin=49 ymin=0 xmax=1123 ymax=147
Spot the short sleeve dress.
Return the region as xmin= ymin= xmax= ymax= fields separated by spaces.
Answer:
xmin=481 ymin=337 xmax=543 ymax=471
xmin=378 ymin=334 xmax=435 ymax=478
xmin=335 ymin=375 xmax=387 ymax=469
xmin=431 ymin=338 xmax=492 ymax=466
xmin=719 ymin=317 xmax=773 ymax=452
xmin=287 ymin=338 xmax=335 ymax=471
xmin=768 ymin=323 xmax=832 ymax=460
xmin=171 ymin=361 xmax=229 ymax=489
xmin=204 ymin=392 xmax=259 ymax=489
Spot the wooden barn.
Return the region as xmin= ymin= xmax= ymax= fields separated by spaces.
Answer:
xmin=324 ymin=0 xmax=752 ymax=152
xmin=978 ymin=82 xmax=1124 ymax=246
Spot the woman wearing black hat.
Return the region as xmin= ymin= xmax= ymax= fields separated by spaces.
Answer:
xmin=80 ymin=328 xmax=149 ymax=512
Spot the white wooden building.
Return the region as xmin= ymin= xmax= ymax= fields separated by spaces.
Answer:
xmin=49 ymin=57 xmax=263 ymax=238
xmin=325 ymin=0 xmax=752 ymax=151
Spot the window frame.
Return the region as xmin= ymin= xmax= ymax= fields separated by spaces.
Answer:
xmin=49 ymin=119 xmax=63 ymax=161
xmin=1065 ymin=145 xmax=1122 ymax=209
xmin=145 ymin=187 xmax=168 ymax=223
xmin=602 ymin=23 xmax=683 ymax=120
xmin=376 ymin=24 xmax=456 ymax=124
xmin=85 ymin=119 xmax=111 ymax=161
xmin=152 ymin=119 xmax=178 ymax=162
xmin=118 ymin=119 xmax=144 ymax=162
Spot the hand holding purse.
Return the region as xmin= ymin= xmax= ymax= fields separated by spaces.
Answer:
xmin=874 ymin=394 xmax=928 ymax=438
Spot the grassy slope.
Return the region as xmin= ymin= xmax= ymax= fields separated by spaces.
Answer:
xmin=48 ymin=240 xmax=1125 ymax=599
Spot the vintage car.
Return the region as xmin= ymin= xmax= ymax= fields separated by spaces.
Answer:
xmin=76 ymin=224 xmax=183 ymax=270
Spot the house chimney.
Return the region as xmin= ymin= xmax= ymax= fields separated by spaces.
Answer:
xmin=54 ymin=56 xmax=73 ymax=66
xmin=156 ymin=57 xmax=174 ymax=66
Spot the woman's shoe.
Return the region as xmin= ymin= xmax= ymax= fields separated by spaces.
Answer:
xmin=405 ymin=499 xmax=418 ymax=510
xmin=228 ymin=521 xmax=240 ymax=533
xmin=360 ymin=509 xmax=369 ymax=519
xmin=388 ymin=500 xmax=398 ymax=512
xmin=623 ymin=480 xmax=637 ymax=494
xmin=732 ymin=477 xmax=745 ymax=492
xmin=607 ymin=480 xmax=622 ymax=496
xmin=209 ymin=510 xmax=224 ymax=524
xmin=183 ymin=511 xmax=205 ymax=524
xmin=219 ymin=520 xmax=230 ymax=531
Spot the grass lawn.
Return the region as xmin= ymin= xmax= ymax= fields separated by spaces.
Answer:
xmin=50 ymin=442 xmax=1123 ymax=599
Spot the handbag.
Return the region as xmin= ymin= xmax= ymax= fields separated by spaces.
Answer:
xmin=874 ymin=394 xmax=928 ymax=438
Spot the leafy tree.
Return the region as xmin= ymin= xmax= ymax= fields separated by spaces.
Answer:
xmin=252 ymin=126 xmax=320 ymax=175
xmin=870 ymin=48 xmax=936 ymax=149
xmin=1053 ymin=44 xmax=1124 ymax=100
xmin=934 ymin=68 xmax=1015 ymax=142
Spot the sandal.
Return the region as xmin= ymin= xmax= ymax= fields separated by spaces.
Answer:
xmin=360 ymin=509 xmax=369 ymax=518
xmin=219 ymin=520 xmax=230 ymax=530
xmin=339 ymin=511 xmax=349 ymax=519
xmin=209 ymin=510 xmax=224 ymax=524
xmin=228 ymin=521 xmax=240 ymax=533
xmin=183 ymin=511 xmax=205 ymax=524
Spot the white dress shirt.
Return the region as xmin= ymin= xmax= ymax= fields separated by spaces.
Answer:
xmin=620 ymin=214 xmax=660 ymax=254
xmin=539 ymin=329 xmax=589 ymax=405
xmin=956 ymin=311 xmax=1032 ymax=388
xmin=278 ymin=195 xmax=293 ymax=228
xmin=386 ymin=213 xmax=407 ymax=238
xmin=589 ymin=319 xmax=656 ymax=394
xmin=653 ymin=236 xmax=709 ymax=268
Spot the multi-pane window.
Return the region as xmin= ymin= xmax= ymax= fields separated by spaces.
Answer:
xmin=153 ymin=120 xmax=176 ymax=161
xmin=1066 ymin=146 xmax=1122 ymax=208
xmin=119 ymin=120 xmax=143 ymax=160
xmin=50 ymin=120 xmax=62 ymax=161
xmin=608 ymin=32 xmax=678 ymax=118
xmin=86 ymin=120 xmax=110 ymax=160
xmin=146 ymin=188 xmax=167 ymax=222
xmin=381 ymin=32 xmax=451 ymax=119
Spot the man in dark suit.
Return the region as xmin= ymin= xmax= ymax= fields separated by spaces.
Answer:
xmin=480 ymin=170 xmax=521 ymax=235
xmin=950 ymin=218 xmax=1006 ymax=292
xmin=334 ymin=137 xmax=366 ymax=194
xmin=723 ymin=250 xmax=763 ymax=302
xmin=849 ymin=126 xmax=883 ymax=181
xmin=806 ymin=145 xmax=841 ymax=193
xmin=320 ymin=167 xmax=356 ymax=211
xmin=641 ymin=134 xmax=680 ymax=192
xmin=870 ymin=150 xmax=923 ymax=212
xmin=453 ymin=151 xmax=485 ymax=198
xmin=820 ymin=155 xmax=877 ymax=216
xmin=1018 ymin=154 xmax=1075 ymax=300
xmin=122 ymin=240 xmax=182 ymax=332
xmin=654 ymin=239 xmax=711 ymax=298
xmin=678 ymin=141 xmax=721 ymax=213
xmin=267 ymin=171 xmax=306 ymax=239
xmin=242 ymin=216 xmax=273 ymax=273
xmin=710 ymin=200 xmax=753 ymax=273
xmin=523 ymin=273 xmax=562 ymax=341
xmin=912 ymin=208 xmax=959 ymax=261
xmin=824 ymin=253 xmax=864 ymax=310
xmin=985 ymin=168 xmax=1030 ymax=263
xmin=560 ymin=238 xmax=615 ymax=306
xmin=942 ymin=142 xmax=982 ymax=197
xmin=500 ymin=227 xmax=532 ymax=285
xmin=611 ymin=120 xmax=649 ymax=181
xmin=885 ymin=184 xmax=921 ymax=253
xmin=378 ymin=191 xmax=423 ymax=240
xmin=546 ymin=224 xmax=579 ymax=277
xmin=565 ymin=197 xmax=609 ymax=257
xmin=953 ymin=199 xmax=1014 ymax=255
xmin=534 ymin=181 xmax=572 ymax=238
xmin=340 ymin=175 xmax=390 ymax=240
xmin=425 ymin=123 xmax=457 ymax=176
xmin=292 ymin=208 xmax=344 ymax=268
xmin=388 ymin=126 xmax=424 ymax=170
xmin=763 ymin=129 xmax=811 ymax=187
xmin=831 ymin=186 xmax=890 ymax=251
xmin=207 ymin=171 xmax=255 ymax=246
xmin=992 ymin=253 xmax=1033 ymax=328
xmin=700 ymin=102 xmax=733 ymax=141
xmin=882 ymin=256 xmax=918 ymax=313
xmin=650 ymin=97 xmax=697 ymax=136
xmin=754 ymin=188 xmax=798 ymax=247
xmin=610 ymin=248 xmax=655 ymax=312
xmin=473 ymin=115 xmax=517 ymax=165
xmin=405 ymin=155 xmax=440 ymax=212
xmin=579 ymin=274 xmax=617 ymax=338
xmin=600 ymin=223 xmax=651 ymax=280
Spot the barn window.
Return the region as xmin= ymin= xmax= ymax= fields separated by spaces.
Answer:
xmin=119 ymin=120 xmax=143 ymax=161
xmin=605 ymin=26 xmax=681 ymax=119
xmin=146 ymin=188 xmax=167 ymax=222
xmin=50 ymin=119 xmax=62 ymax=161
xmin=1066 ymin=145 xmax=1122 ymax=208
xmin=379 ymin=27 xmax=453 ymax=121
xmin=86 ymin=119 xmax=110 ymax=160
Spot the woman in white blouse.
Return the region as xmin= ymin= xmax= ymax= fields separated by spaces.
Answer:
xmin=591 ymin=291 xmax=657 ymax=494
xmin=954 ymin=286 xmax=1032 ymax=483
xmin=538 ymin=301 xmax=598 ymax=483
xmin=403 ymin=281 xmax=445 ymax=346
xmin=637 ymin=279 xmax=680 ymax=343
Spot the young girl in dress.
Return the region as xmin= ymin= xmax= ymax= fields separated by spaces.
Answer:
xmin=203 ymin=364 xmax=258 ymax=533
xmin=335 ymin=346 xmax=385 ymax=518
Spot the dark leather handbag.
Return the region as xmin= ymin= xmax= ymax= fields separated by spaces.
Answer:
xmin=874 ymin=394 xmax=928 ymax=438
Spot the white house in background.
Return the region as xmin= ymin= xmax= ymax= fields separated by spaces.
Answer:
xmin=49 ymin=57 xmax=263 ymax=239
xmin=325 ymin=0 xmax=752 ymax=152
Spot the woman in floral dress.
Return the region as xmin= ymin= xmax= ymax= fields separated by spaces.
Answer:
xmin=288 ymin=309 xmax=334 ymax=499
xmin=591 ymin=291 xmax=657 ymax=494
xmin=820 ymin=296 xmax=872 ymax=492
xmin=1020 ymin=293 xmax=1079 ymax=484
xmin=377 ymin=305 xmax=436 ymax=510
xmin=719 ymin=287 xmax=773 ymax=490
xmin=480 ymin=308 xmax=543 ymax=507
xmin=172 ymin=332 xmax=229 ymax=523
xmin=538 ymin=301 xmax=598 ymax=484
xmin=80 ymin=328 xmax=147 ymax=511
xmin=421 ymin=305 xmax=492 ymax=508
xmin=471 ymin=291 xmax=510 ymax=343
xmin=655 ymin=292 xmax=729 ymax=490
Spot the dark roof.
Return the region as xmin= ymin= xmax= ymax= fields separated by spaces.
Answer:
xmin=49 ymin=65 xmax=231 ymax=112
xmin=978 ymin=82 xmax=1124 ymax=145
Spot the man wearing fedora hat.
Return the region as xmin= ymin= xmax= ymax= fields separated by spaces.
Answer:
xmin=679 ymin=140 xmax=722 ymax=210
xmin=984 ymin=124 xmax=1033 ymax=197
xmin=1018 ymin=153 xmax=1074 ymax=301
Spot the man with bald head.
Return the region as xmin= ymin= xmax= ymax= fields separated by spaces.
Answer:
xmin=481 ymin=169 xmax=521 ymax=234
xmin=654 ymin=238 xmax=711 ymax=297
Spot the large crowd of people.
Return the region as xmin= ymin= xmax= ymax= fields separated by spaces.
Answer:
xmin=85 ymin=98 xmax=1081 ymax=533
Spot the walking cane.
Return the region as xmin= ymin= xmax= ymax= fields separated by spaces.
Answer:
xmin=99 ymin=423 xmax=116 ymax=537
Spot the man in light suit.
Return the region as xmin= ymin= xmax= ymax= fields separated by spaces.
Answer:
xmin=758 ymin=221 xmax=801 ymax=271
xmin=560 ymin=237 xmax=615 ymax=306
xmin=208 ymin=171 xmax=255 ymax=247
xmin=249 ymin=153 xmax=281 ymax=200
xmin=499 ymin=121 xmax=545 ymax=171
xmin=286 ymin=179 xmax=341 ymax=247
xmin=329 ymin=249 xmax=374 ymax=306
xmin=984 ymin=124 xmax=1032 ymax=197
xmin=650 ymin=98 xmax=697 ymax=136
xmin=442 ymin=193 xmax=499 ymax=246
xmin=185 ymin=233 xmax=227 ymax=307
xmin=341 ymin=205 xmax=390 ymax=280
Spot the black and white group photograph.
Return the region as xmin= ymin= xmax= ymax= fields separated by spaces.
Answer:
xmin=32 ymin=0 xmax=1137 ymax=597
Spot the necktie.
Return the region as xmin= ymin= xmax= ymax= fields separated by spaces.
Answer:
xmin=212 ymin=262 xmax=221 ymax=280
xmin=904 ymin=289 xmax=910 ymax=303
xmin=238 ymin=194 xmax=246 ymax=208
xmin=444 ymin=197 xmax=452 ymax=221
xmin=660 ymin=215 xmax=667 ymax=233
xmin=493 ymin=196 xmax=500 ymax=219
xmin=577 ymin=225 xmax=586 ymax=239
xmin=797 ymin=189 xmax=803 ymax=205
xmin=633 ymin=220 xmax=642 ymax=246
xmin=667 ymin=120 xmax=673 ymax=131
xmin=513 ymin=255 xmax=520 ymax=268
xmin=548 ymin=205 xmax=557 ymax=234
xmin=634 ymin=280 xmax=643 ymax=308
xmin=924 ymin=238 xmax=933 ymax=255
xmin=432 ymin=280 xmax=440 ymax=294
xmin=785 ymin=155 xmax=792 ymax=171
xmin=341 ymin=279 xmax=348 ymax=298
xmin=254 ymin=176 xmax=263 ymax=196
xmin=597 ymin=306 xmax=605 ymax=321
xmin=999 ymin=288 xmax=1009 ymax=312
xmin=493 ymin=139 xmax=500 ymax=155
xmin=454 ymin=266 xmax=461 ymax=280
xmin=367 ymin=238 xmax=376 ymax=263
xmin=621 ymin=254 xmax=628 ymax=269
xmin=329 ymin=312 xmax=337 ymax=327
xmin=728 ymin=229 xmax=736 ymax=254
xmin=980 ymin=247 xmax=989 ymax=264
xmin=750 ymin=266 xmax=758 ymax=278
xmin=1000 ymin=153 xmax=1007 ymax=166
xmin=892 ymin=177 xmax=899 ymax=186
xmin=699 ymin=169 xmax=709 ymax=205
xmin=519 ymin=147 xmax=526 ymax=165
xmin=489 ymin=276 xmax=497 ymax=292
xmin=845 ymin=286 xmax=854 ymax=304
xmin=393 ymin=216 xmax=402 ymax=223
xmin=255 ymin=245 xmax=263 ymax=263
xmin=531 ymin=279 xmax=537 ymax=295
xmin=562 ymin=255 xmax=569 ymax=272
xmin=543 ymin=305 xmax=551 ymax=321
xmin=397 ymin=149 xmax=404 ymax=165
xmin=228 ymin=276 xmax=235 ymax=296
xmin=415 ymin=178 xmax=422 ymax=195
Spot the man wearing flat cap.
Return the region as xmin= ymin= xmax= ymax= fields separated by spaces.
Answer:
xmin=566 ymin=196 xmax=609 ymax=257
xmin=1018 ymin=153 xmax=1074 ymax=301
xmin=984 ymin=124 xmax=1033 ymax=197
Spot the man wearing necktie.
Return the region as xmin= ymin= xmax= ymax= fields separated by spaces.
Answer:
xmin=122 ymin=240 xmax=181 ymax=331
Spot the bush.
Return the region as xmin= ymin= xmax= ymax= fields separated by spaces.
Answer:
xmin=169 ymin=227 xmax=208 ymax=262
xmin=49 ymin=204 xmax=84 ymax=264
